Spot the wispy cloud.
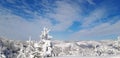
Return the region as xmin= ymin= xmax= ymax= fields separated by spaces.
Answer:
xmin=0 ymin=7 xmax=52 ymax=40
xmin=82 ymin=8 xmax=107 ymax=27
xmin=87 ymin=0 xmax=96 ymax=5
xmin=0 ymin=0 xmax=120 ymax=40
xmin=70 ymin=16 xmax=120 ymax=40
xmin=48 ymin=0 xmax=81 ymax=31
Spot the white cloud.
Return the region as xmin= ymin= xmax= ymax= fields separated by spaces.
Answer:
xmin=87 ymin=0 xmax=96 ymax=5
xmin=0 ymin=0 xmax=119 ymax=41
xmin=0 ymin=8 xmax=53 ymax=40
xmin=48 ymin=0 xmax=81 ymax=31
xmin=70 ymin=16 xmax=120 ymax=40
xmin=6 ymin=0 xmax=16 ymax=4
xmin=82 ymin=8 xmax=107 ymax=27
xmin=0 ymin=0 xmax=82 ymax=40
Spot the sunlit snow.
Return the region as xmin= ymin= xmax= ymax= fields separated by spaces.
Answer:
xmin=0 ymin=28 xmax=120 ymax=58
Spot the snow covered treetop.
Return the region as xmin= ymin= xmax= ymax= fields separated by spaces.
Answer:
xmin=118 ymin=36 xmax=120 ymax=40
xmin=40 ymin=27 xmax=53 ymax=40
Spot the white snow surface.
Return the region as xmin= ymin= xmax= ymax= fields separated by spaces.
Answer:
xmin=49 ymin=56 xmax=120 ymax=58
xmin=1 ymin=37 xmax=120 ymax=58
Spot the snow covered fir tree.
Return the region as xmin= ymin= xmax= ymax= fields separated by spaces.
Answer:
xmin=17 ymin=27 xmax=53 ymax=58
xmin=0 ymin=28 xmax=120 ymax=58
xmin=0 ymin=27 xmax=53 ymax=58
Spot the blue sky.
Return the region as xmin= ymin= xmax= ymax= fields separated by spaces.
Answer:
xmin=0 ymin=0 xmax=120 ymax=40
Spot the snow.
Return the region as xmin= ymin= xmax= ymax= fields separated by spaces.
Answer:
xmin=49 ymin=56 xmax=120 ymax=58
xmin=0 ymin=28 xmax=120 ymax=58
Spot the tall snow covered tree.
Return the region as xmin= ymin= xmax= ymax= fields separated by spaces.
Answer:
xmin=17 ymin=27 xmax=53 ymax=58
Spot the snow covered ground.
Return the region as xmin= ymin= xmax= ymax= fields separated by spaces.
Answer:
xmin=49 ymin=56 xmax=120 ymax=58
xmin=1 ymin=28 xmax=120 ymax=58
xmin=1 ymin=37 xmax=120 ymax=58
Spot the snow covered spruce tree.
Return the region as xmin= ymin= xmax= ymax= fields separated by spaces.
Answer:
xmin=17 ymin=27 xmax=53 ymax=58
xmin=40 ymin=27 xmax=53 ymax=57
